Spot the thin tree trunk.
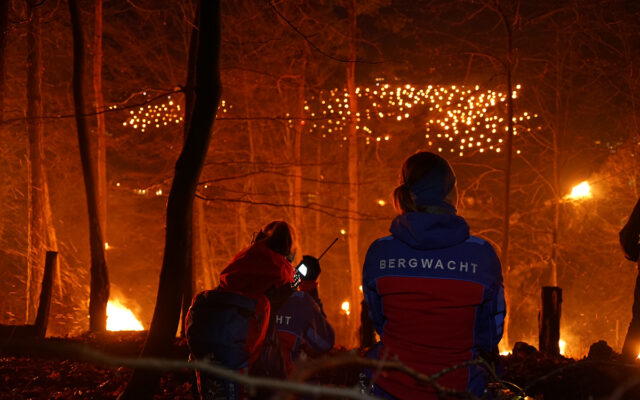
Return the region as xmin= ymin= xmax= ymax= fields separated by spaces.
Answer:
xmin=179 ymin=14 xmax=198 ymax=338
xmin=346 ymin=0 xmax=361 ymax=347
xmin=292 ymin=59 xmax=307 ymax=238
xmin=33 ymin=251 xmax=57 ymax=338
xmin=497 ymin=5 xmax=514 ymax=351
xmin=0 ymin=0 xmax=9 ymax=122
xmin=42 ymin=173 xmax=60 ymax=297
xmin=550 ymin=33 xmax=562 ymax=288
xmin=315 ymin=139 xmax=322 ymax=255
xmin=238 ymin=68 xmax=255 ymax=246
xmin=94 ymin=0 xmax=107 ymax=242
xmin=119 ymin=1 xmax=221 ymax=397
xmin=68 ymin=0 xmax=110 ymax=333
xmin=196 ymin=198 xmax=216 ymax=289
xmin=26 ymin=2 xmax=47 ymax=323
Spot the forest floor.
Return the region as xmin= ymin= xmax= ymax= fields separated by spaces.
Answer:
xmin=2 ymin=333 xmax=640 ymax=399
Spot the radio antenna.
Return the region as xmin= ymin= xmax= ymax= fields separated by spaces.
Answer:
xmin=317 ymin=237 xmax=339 ymax=261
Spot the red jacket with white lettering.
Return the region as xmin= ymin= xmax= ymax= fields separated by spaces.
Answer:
xmin=362 ymin=212 xmax=505 ymax=399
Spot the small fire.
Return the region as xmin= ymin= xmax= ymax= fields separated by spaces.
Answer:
xmin=341 ymin=301 xmax=351 ymax=316
xmin=559 ymin=339 xmax=566 ymax=355
xmin=567 ymin=181 xmax=591 ymax=200
xmin=107 ymin=299 xmax=144 ymax=331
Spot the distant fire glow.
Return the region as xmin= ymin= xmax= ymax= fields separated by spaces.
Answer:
xmin=341 ymin=301 xmax=350 ymax=316
xmin=567 ymin=181 xmax=591 ymax=200
xmin=559 ymin=339 xmax=566 ymax=355
xmin=107 ymin=299 xmax=144 ymax=331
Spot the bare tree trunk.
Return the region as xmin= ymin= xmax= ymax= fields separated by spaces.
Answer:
xmin=238 ymin=68 xmax=255 ymax=246
xmin=346 ymin=0 xmax=361 ymax=347
xmin=33 ymin=251 xmax=57 ymax=338
xmin=179 ymin=15 xmax=198 ymax=338
xmin=94 ymin=0 xmax=107 ymax=242
xmin=195 ymin=198 xmax=216 ymax=289
xmin=314 ymin=140 xmax=322 ymax=255
xmin=68 ymin=0 xmax=110 ymax=333
xmin=292 ymin=58 xmax=307 ymax=239
xmin=549 ymin=33 xmax=563 ymax=288
xmin=26 ymin=2 xmax=47 ymax=323
xmin=496 ymin=4 xmax=514 ymax=351
xmin=119 ymin=1 xmax=221 ymax=397
xmin=0 ymin=0 xmax=9 ymax=122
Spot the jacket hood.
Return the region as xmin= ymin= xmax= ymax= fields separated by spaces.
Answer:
xmin=390 ymin=212 xmax=470 ymax=250
xmin=219 ymin=241 xmax=294 ymax=296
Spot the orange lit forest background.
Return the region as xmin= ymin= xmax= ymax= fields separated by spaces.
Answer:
xmin=1 ymin=0 xmax=640 ymax=359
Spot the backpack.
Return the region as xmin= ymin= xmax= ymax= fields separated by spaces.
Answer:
xmin=250 ymin=315 xmax=286 ymax=379
xmin=186 ymin=289 xmax=271 ymax=369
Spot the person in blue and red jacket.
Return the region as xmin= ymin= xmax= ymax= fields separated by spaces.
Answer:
xmin=271 ymin=255 xmax=335 ymax=375
xmin=362 ymin=151 xmax=506 ymax=399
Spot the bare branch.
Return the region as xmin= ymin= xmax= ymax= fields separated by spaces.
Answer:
xmin=195 ymin=194 xmax=388 ymax=221
xmin=268 ymin=0 xmax=382 ymax=65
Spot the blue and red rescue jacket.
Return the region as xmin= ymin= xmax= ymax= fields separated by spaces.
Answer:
xmin=363 ymin=211 xmax=505 ymax=399
xmin=273 ymin=281 xmax=335 ymax=374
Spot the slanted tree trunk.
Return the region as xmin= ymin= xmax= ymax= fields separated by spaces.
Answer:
xmin=346 ymin=0 xmax=361 ymax=347
xmin=26 ymin=1 xmax=47 ymax=323
xmin=93 ymin=0 xmax=107 ymax=242
xmin=119 ymin=1 xmax=221 ymax=397
xmin=68 ymin=0 xmax=110 ymax=333
xmin=33 ymin=251 xmax=57 ymax=338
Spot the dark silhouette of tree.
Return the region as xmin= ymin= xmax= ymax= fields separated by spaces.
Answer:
xmin=26 ymin=0 xmax=57 ymax=323
xmin=119 ymin=0 xmax=221 ymax=397
xmin=68 ymin=0 xmax=109 ymax=332
xmin=93 ymin=0 xmax=107 ymax=243
xmin=0 ymin=0 xmax=8 ymax=122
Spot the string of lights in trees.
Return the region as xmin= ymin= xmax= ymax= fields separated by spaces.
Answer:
xmin=121 ymin=95 xmax=185 ymax=132
xmin=117 ymin=84 xmax=539 ymax=197
xmin=298 ymin=82 xmax=540 ymax=157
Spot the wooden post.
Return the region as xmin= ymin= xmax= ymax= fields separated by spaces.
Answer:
xmin=34 ymin=251 xmax=57 ymax=338
xmin=539 ymin=286 xmax=562 ymax=355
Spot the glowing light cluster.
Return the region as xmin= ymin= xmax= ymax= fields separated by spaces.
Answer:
xmin=299 ymin=83 xmax=539 ymax=157
xmin=120 ymin=97 xmax=233 ymax=133
xmin=107 ymin=299 xmax=144 ymax=331
xmin=122 ymin=96 xmax=183 ymax=132
xmin=566 ymin=181 xmax=591 ymax=200
xmin=559 ymin=339 xmax=566 ymax=355
xmin=341 ymin=301 xmax=351 ymax=316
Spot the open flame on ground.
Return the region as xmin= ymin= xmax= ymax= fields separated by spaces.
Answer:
xmin=107 ymin=299 xmax=144 ymax=331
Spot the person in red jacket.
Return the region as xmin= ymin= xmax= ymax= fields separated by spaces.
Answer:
xmin=187 ymin=221 xmax=296 ymax=399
